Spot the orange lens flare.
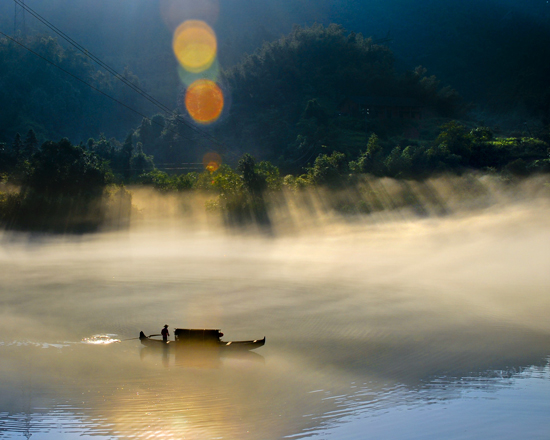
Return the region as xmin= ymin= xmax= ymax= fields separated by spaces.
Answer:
xmin=203 ymin=152 xmax=222 ymax=172
xmin=185 ymin=79 xmax=224 ymax=124
xmin=173 ymin=20 xmax=217 ymax=73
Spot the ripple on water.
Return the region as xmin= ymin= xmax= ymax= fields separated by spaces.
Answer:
xmin=0 ymin=409 xmax=114 ymax=439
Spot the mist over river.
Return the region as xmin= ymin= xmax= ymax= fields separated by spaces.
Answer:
xmin=1 ymin=175 xmax=549 ymax=439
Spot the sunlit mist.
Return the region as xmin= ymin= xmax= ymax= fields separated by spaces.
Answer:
xmin=173 ymin=20 xmax=217 ymax=73
xmin=185 ymin=78 xmax=224 ymax=124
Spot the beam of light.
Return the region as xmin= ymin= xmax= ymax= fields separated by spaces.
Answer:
xmin=185 ymin=79 xmax=224 ymax=124
xmin=173 ymin=20 xmax=217 ymax=74
xmin=202 ymin=152 xmax=222 ymax=172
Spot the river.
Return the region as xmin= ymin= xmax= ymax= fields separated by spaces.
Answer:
xmin=1 ymin=176 xmax=549 ymax=439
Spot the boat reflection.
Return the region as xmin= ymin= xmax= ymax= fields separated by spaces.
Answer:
xmin=139 ymin=343 xmax=265 ymax=368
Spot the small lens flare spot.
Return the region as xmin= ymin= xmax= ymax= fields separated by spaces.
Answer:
xmin=173 ymin=20 xmax=217 ymax=73
xmin=82 ymin=334 xmax=120 ymax=345
xmin=185 ymin=79 xmax=224 ymax=124
xmin=206 ymin=162 xmax=219 ymax=172
xmin=203 ymin=152 xmax=222 ymax=171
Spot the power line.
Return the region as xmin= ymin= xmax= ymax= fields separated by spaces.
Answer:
xmin=0 ymin=30 xmax=199 ymax=146
xmin=11 ymin=0 xmax=219 ymax=145
xmin=12 ymin=0 xmax=228 ymax=152
xmin=13 ymin=0 xmax=26 ymax=36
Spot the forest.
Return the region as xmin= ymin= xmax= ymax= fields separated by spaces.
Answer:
xmin=1 ymin=22 xmax=549 ymax=232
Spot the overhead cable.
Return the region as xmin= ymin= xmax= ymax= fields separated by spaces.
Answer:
xmin=0 ymin=30 xmax=202 ymax=145
xmin=12 ymin=0 xmax=228 ymax=151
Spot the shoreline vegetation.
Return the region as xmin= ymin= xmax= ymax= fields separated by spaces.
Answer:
xmin=1 ymin=145 xmax=549 ymax=234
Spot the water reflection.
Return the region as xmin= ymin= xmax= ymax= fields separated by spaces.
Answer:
xmin=1 ymin=341 xmax=547 ymax=439
xmin=298 ymin=361 xmax=550 ymax=440
xmin=139 ymin=343 xmax=265 ymax=368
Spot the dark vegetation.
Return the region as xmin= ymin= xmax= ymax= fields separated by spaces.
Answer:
xmin=217 ymin=24 xmax=461 ymax=170
xmin=1 ymin=23 xmax=549 ymax=232
xmin=0 ymin=34 xmax=152 ymax=142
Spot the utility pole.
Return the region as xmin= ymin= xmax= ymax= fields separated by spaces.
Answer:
xmin=14 ymin=0 xmax=26 ymax=38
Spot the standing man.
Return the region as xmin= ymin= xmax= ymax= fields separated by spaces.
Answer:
xmin=161 ymin=324 xmax=170 ymax=342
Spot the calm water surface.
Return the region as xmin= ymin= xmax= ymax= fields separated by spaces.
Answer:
xmin=1 ymin=194 xmax=549 ymax=439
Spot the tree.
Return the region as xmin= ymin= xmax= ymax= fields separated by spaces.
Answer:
xmin=238 ymin=153 xmax=266 ymax=196
xmin=304 ymin=99 xmax=328 ymax=125
xmin=256 ymin=161 xmax=282 ymax=190
xmin=26 ymin=138 xmax=107 ymax=199
xmin=351 ymin=134 xmax=384 ymax=175
xmin=120 ymin=132 xmax=134 ymax=179
xmin=130 ymin=142 xmax=155 ymax=177
xmin=92 ymin=134 xmax=113 ymax=161
xmin=23 ymin=129 xmax=38 ymax=158
xmin=308 ymin=151 xmax=348 ymax=187
xmin=0 ymin=142 xmax=10 ymax=172
xmin=435 ymin=121 xmax=472 ymax=165
xmin=11 ymin=133 xmax=23 ymax=161
xmin=138 ymin=118 xmax=154 ymax=149
xmin=150 ymin=114 xmax=166 ymax=139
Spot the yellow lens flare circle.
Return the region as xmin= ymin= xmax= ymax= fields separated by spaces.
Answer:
xmin=203 ymin=152 xmax=222 ymax=172
xmin=185 ymin=79 xmax=224 ymax=124
xmin=173 ymin=20 xmax=217 ymax=73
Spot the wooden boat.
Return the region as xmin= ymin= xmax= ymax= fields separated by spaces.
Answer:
xmin=139 ymin=329 xmax=265 ymax=351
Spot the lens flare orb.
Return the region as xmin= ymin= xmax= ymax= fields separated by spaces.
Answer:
xmin=173 ymin=20 xmax=217 ymax=73
xmin=185 ymin=79 xmax=224 ymax=124
xmin=203 ymin=152 xmax=222 ymax=172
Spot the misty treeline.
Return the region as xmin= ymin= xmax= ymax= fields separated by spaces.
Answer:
xmin=1 ymin=119 xmax=549 ymax=231
xmin=1 ymin=24 xmax=550 ymax=232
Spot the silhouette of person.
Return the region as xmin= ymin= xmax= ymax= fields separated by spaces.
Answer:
xmin=161 ymin=324 xmax=170 ymax=342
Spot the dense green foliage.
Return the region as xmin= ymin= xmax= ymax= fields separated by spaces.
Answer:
xmin=219 ymin=24 xmax=461 ymax=170
xmin=346 ymin=123 xmax=550 ymax=179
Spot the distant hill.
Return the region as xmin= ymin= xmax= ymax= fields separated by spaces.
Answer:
xmin=0 ymin=0 xmax=548 ymax=145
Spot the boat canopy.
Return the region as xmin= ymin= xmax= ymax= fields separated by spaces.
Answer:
xmin=174 ymin=328 xmax=223 ymax=341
